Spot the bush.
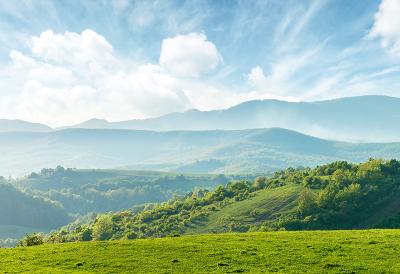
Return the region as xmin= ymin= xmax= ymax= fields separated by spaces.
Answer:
xmin=17 ymin=233 xmax=44 ymax=247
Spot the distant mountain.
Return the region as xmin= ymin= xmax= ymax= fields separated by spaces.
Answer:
xmin=71 ymin=118 xmax=109 ymax=129
xmin=0 ymin=119 xmax=51 ymax=132
xmin=70 ymin=95 xmax=400 ymax=142
xmin=1 ymin=127 xmax=400 ymax=176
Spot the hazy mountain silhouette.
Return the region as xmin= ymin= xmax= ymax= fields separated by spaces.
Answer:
xmin=1 ymin=127 xmax=400 ymax=176
xmin=70 ymin=95 xmax=400 ymax=142
xmin=0 ymin=119 xmax=51 ymax=132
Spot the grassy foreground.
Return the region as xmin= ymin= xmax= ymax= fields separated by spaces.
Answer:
xmin=1 ymin=230 xmax=400 ymax=273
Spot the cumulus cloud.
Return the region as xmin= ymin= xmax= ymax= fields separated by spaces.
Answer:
xmin=10 ymin=50 xmax=75 ymax=86
xmin=3 ymin=29 xmax=229 ymax=127
xmin=159 ymin=33 xmax=222 ymax=77
xmin=16 ymin=81 xmax=99 ymax=126
xmin=30 ymin=29 xmax=115 ymax=68
xmin=369 ymin=0 xmax=400 ymax=56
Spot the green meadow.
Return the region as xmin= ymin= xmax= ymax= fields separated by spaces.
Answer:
xmin=1 ymin=229 xmax=399 ymax=273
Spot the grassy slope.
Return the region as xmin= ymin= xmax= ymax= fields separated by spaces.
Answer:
xmin=1 ymin=230 xmax=400 ymax=273
xmin=187 ymin=184 xmax=302 ymax=234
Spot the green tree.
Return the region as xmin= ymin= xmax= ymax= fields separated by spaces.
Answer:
xmin=298 ymin=189 xmax=317 ymax=216
xmin=17 ymin=233 xmax=44 ymax=247
xmin=92 ymin=215 xmax=114 ymax=241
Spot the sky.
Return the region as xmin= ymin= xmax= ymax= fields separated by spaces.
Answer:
xmin=0 ymin=0 xmax=400 ymax=127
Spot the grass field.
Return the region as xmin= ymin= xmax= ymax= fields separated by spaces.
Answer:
xmin=1 ymin=230 xmax=399 ymax=273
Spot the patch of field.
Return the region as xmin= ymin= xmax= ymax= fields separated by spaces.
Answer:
xmin=1 ymin=230 xmax=400 ymax=273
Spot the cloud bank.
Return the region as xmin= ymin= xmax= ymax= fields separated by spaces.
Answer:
xmin=1 ymin=0 xmax=400 ymax=127
xmin=6 ymin=30 xmax=227 ymax=126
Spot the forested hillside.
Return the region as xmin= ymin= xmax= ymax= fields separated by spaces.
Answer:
xmin=41 ymin=159 xmax=400 ymax=243
xmin=0 ymin=168 xmax=249 ymax=242
xmin=0 ymin=178 xmax=70 ymax=240
xmin=15 ymin=167 xmax=243 ymax=215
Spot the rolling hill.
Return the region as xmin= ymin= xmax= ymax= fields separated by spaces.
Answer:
xmin=0 ymin=169 xmax=243 ymax=240
xmin=14 ymin=168 xmax=241 ymax=216
xmin=1 ymin=127 xmax=400 ymax=176
xmin=71 ymin=95 xmax=400 ymax=142
xmin=49 ymin=159 xmax=400 ymax=244
xmin=0 ymin=181 xmax=70 ymax=239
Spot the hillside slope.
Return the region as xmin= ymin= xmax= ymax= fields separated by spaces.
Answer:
xmin=14 ymin=167 xmax=240 ymax=215
xmin=72 ymin=95 xmax=400 ymax=142
xmin=47 ymin=159 xmax=400 ymax=244
xmin=187 ymin=184 xmax=302 ymax=234
xmin=0 ymin=168 xmax=246 ymax=240
xmin=2 ymin=230 xmax=400 ymax=273
xmin=0 ymin=181 xmax=70 ymax=239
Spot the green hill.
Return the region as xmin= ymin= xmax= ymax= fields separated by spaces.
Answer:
xmin=0 ymin=168 xmax=249 ymax=241
xmin=40 ymin=159 xmax=400 ymax=244
xmin=15 ymin=167 xmax=243 ymax=215
xmin=1 ymin=230 xmax=400 ymax=273
xmin=0 ymin=180 xmax=70 ymax=242
xmin=0 ymin=182 xmax=70 ymax=230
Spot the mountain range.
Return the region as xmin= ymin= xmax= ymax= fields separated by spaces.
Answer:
xmin=2 ymin=95 xmax=400 ymax=142
xmin=1 ymin=127 xmax=400 ymax=177
xmin=0 ymin=119 xmax=51 ymax=133
xmin=70 ymin=95 xmax=400 ymax=142
xmin=1 ymin=95 xmax=400 ymax=176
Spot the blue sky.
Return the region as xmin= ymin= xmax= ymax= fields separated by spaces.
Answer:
xmin=0 ymin=0 xmax=399 ymax=126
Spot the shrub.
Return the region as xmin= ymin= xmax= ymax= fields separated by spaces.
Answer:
xmin=17 ymin=233 xmax=45 ymax=247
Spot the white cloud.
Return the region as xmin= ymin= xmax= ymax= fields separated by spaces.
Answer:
xmin=16 ymin=81 xmax=100 ymax=126
xmin=30 ymin=29 xmax=116 ymax=72
xmin=99 ymin=64 xmax=190 ymax=119
xmin=248 ymin=66 xmax=266 ymax=87
xmin=3 ymin=29 xmax=229 ymax=127
xmin=369 ymin=0 xmax=400 ymax=56
xmin=159 ymin=33 xmax=222 ymax=78
xmin=10 ymin=50 xmax=75 ymax=87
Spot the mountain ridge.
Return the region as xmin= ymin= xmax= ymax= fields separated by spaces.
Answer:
xmin=67 ymin=95 xmax=400 ymax=142
xmin=2 ymin=95 xmax=400 ymax=142
xmin=0 ymin=119 xmax=51 ymax=133
xmin=1 ymin=126 xmax=400 ymax=176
